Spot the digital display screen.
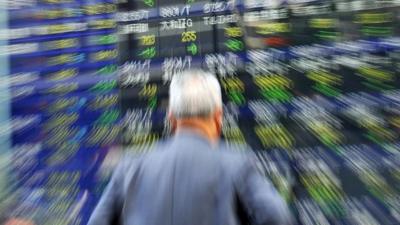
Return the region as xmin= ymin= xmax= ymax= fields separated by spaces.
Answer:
xmin=4 ymin=0 xmax=400 ymax=224
xmin=116 ymin=1 xmax=400 ymax=224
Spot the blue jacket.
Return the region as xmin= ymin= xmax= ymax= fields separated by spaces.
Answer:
xmin=88 ymin=130 xmax=293 ymax=225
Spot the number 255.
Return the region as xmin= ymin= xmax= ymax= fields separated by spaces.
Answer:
xmin=181 ymin=31 xmax=197 ymax=42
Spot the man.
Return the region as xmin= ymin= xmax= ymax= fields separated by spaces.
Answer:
xmin=88 ymin=69 xmax=293 ymax=225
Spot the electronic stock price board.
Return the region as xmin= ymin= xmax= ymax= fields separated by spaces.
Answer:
xmin=4 ymin=0 xmax=400 ymax=224
xmin=118 ymin=0 xmax=400 ymax=225
xmin=6 ymin=0 xmax=120 ymax=223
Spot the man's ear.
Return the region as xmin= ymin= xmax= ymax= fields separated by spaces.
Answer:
xmin=214 ymin=108 xmax=223 ymax=135
xmin=168 ymin=112 xmax=177 ymax=133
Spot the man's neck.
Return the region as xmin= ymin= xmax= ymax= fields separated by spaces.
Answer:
xmin=175 ymin=118 xmax=218 ymax=145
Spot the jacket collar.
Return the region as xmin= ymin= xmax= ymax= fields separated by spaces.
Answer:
xmin=170 ymin=129 xmax=215 ymax=149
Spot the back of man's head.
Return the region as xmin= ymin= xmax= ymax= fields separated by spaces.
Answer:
xmin=168 ymin=69 xmax=223 ymax=142
xmin=169 ymin=69 xmax=222 ymax=118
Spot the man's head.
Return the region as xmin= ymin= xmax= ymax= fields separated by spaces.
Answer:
xmin=168 ymin=69 xmax=223 ymax=143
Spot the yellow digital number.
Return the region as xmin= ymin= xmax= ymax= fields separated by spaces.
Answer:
xmin=129 ymin=133 xmax=159 ymax=146
xmin=46 ymin=143 xmax=79 ymax=165
xmin=48 ymin=54 xmax=75 ymax=66
xmin=390 ymin=116 xmax=400 ymax=128
xmin=181 ymin=31 xmax=197 ymax=42
xmin=90 ymin=95 xmax=118 ymax=109
xmin=100 ymin=126 xmax=120 ymax=145
xmin=223 ymin=128 xmax=245 ymax=143
xmin=308 ymin=122 xmax=343 ymax=146
xmin=221 ymin=77 xmax=245 ymax=92
xmin=45 ymin=113 xmax=78 ymax=130
xmin=362 ymin=121 xmax=396 ymax=141
xmin=87 ymin=126 xmax=110 ymax=145
xmin=46 ymin=38 xmax=78 ymax=50
xmin=225 ymin=27 xmax=243 ymax=37
xmin=254 ymin=75 xmax=292 ymax=90
xmin=46 ymin=127 xmax=76 ymax=145
xmin=255 ymin=23 xmax=290 ymax=35
xmin=48 ymin=24 xmax=71 ymax=34
xmin=46 ymin=83 xmax=78 ymax=94
xmin=90 ymin=20 xmax=116 ymax=29
xmin=50 ymin=98 xmax=77 ymax=112
xmin=104 ymin=3 xmax=117 ymax=13
xmin=83 ymin=5 xmax=97 ymax=15
xmin=139 ymin=84 xmax=157 ymax=97
xmin=355 ymin=13 xmax=392 ymax=24
xmin=87 ymin=125 xmax=120 ymax=146
xmin=41 ymin=10 xmax=65 ymax=19
xmin=58 ymin=38 xmax=78 ymax=48
xmin=49 ymin=69 xmax=78 ymax=81
xmin=140 ymin=35 xmax=156 ymax=46
xmin=83 ymin=4 xmax=116 ymax=15
xmin=358 ymin=66 xmax=393 ymax=82
xmin=309 ymin=18 xmax=337 ymax=29
xmin=307 ymin=71 xmax=342 ymax=85
xmin=255 ymin=124 xmax=294 ymax=149
xmin=91 ymin=50 xmax=118 ymax=62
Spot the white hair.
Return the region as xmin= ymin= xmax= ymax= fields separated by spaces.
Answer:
xmin=169 ymin=69 xmax=222 ymax=118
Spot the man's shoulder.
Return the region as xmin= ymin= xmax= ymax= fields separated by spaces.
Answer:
xmin=112 ymin=151 xmax=143 ymax=176
xmin=116 ymin=140 xmax=254 ymax=171
xmin=216 ymin=142 xmax=256 ymax=167
xmin=218 ymin=142 xmax=251 ymax=155
xmin=117 ymin=141 xmax=169 ymax=169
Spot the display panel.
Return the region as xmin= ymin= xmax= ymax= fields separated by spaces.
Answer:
xmin=3 ymin=0 xmax=400 ymax=224
xmin=117 ymin=0 xmax=400 ymax=224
